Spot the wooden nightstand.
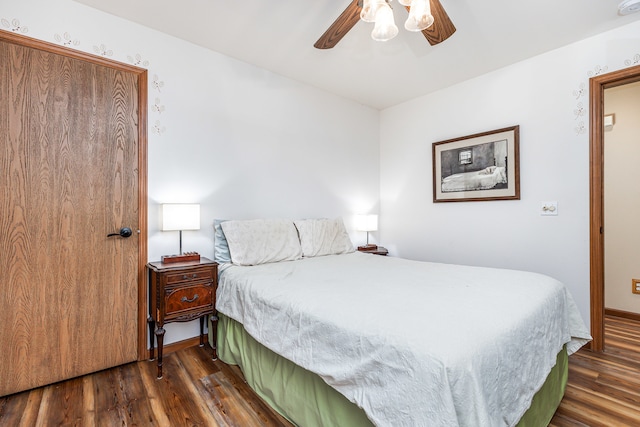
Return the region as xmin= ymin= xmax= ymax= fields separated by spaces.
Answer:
xmin=357 ymin=246 xmax=388 ymax=256
xmin=147 ymin=257 xmax=218 ymax=379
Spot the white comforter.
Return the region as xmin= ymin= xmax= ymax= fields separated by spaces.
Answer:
xmin=216 ymin=253 xmax=590 ymax=427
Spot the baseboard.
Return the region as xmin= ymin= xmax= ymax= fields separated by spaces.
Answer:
xmin=604 ymin=308 xmax=640 ymax=322
xmin=143 ymin=335 xmax=205 ymax=360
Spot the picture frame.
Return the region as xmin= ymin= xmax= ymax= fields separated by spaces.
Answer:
xmin=432 ymin=125 xmax=520 ymax=203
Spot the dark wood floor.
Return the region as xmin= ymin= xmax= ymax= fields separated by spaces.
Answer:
xmin=0 ymin=345 xmax=293 ymax=427
xmin=550 ymin=315 xmax=640 ymax=426
xmin=2 ymin=315 xmax=640 ymax=426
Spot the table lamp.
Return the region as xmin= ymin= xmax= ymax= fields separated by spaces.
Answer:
xmin=355 ymin=214 xmax=378 ymax=250
xmin=161 ymin=203 xmax=200 ymax=263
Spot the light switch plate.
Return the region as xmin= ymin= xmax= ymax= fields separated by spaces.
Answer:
xmin=541 ymin=201 xmax=558 ymax=216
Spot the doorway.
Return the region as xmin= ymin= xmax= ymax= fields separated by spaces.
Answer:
xmin=603 ymin=81 xmax=640 ymax=323
xmin=589 ymin=64 xmax=640 ymax=352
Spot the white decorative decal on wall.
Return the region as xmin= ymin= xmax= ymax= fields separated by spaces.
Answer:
xmin=152 ymin=75 xmax=164 ymax=93
xmin=572 ymin=83 xmax=586 ymax=100
xmin=572 ymin=65 xmax=605 ymax=135
xmin=8 ymin=16 xmax=169 ymax=137
xmin=573 ymin=61 xmax=634 ymax=135
xmin=587 ymin=65 xmax=609 ymax=78
xmin=150 ymin=75 xmax=166 ymax=135
xmin=152 ymin=97 xmax=165 ymax=114
xmin=127 ymin=53 xmax=149 ymax=67
xmin=121 ymin=55 xmax=169 ymax=136
xmin=1 ymin=18 xmax=28 ymax=33
xmin=624 ymin=54 xmax=640 ymax=67
xmin=54 ymin=32 xmax=80 ymax=47
xmin=153 ymin=120 xmax=166 ymax=135
xmin=93 ymin=44 xmax=113 ymax=57
xmin=574 ymin=102 xmax=586 ymax=120
xmin=573 ymin=81 xmax=587 ymax=135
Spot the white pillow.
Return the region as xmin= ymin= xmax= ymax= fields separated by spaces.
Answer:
xmin=294 ymin=218 xmax=354 ymax=258
xmin=221 ymin=219 xmax=303 ymax=266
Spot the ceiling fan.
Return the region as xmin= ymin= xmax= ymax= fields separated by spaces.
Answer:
xmin=314 ymin=0 xmax=456 ymax=49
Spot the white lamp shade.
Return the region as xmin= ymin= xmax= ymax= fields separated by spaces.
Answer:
xmin=355 ymin=214 xmax=378 ymax=232
xmin=371 ymin=3 xmax=399 ymax=42
xmin=162 ymin=204 xmax=200 ymax=231
xmin=361 ymin=0 xmax=385 ymax=22
xmin=405 ymin=0 xmax=434 ymax=32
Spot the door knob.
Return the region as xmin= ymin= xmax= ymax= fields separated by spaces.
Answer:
xmin=107 ymin=227 xmax=133 ymax=238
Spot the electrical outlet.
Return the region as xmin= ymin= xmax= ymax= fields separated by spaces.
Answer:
xmin=632 ymin=279 xmax=640 ymax=295
xmin=541 ymin=201 xmax=558 ymax=216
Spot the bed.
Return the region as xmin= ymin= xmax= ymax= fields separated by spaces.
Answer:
xmin=441 ymin=165 xmax=507 ymax=192
xmin=208 ymin=218 xmax=591 ymax=427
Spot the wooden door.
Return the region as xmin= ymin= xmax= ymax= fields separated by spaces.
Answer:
xmin=0 ymin=31 xmax=147 ymax=396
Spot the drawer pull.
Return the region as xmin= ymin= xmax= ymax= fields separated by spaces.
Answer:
xmin=182 ymin=273 xmax=198 ymax=280
xmin=181 ymin=294 xmax=199 ymax=303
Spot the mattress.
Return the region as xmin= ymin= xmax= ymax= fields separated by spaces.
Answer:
xmin=213 ymin=252 xmax=589 ymax=426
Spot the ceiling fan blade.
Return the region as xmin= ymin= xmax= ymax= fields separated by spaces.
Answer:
xmin=314 ymin=1 xmax=362 ymax=49
xmin=405 ymin=0 xmax=456 ymax=46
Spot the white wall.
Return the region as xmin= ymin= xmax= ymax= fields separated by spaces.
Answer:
xmin=2 ymin=0 xmax=380 ymax=344
xmin=380 ymin=20 xmax=640 ymax=327
xmin=604 ymin=81 xmax=640 ymax=313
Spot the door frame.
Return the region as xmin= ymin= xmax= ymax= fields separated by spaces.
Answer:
xmin=0 ymin=30 xmax=149 ymax=360
xmin=589 ymin=64 xmax=640 ymax=352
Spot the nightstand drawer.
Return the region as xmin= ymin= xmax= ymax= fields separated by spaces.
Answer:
xmin=164 ymin=283 xmax=213 ymax=319
xmin=165 ymin=268 xmax=214 ymax=285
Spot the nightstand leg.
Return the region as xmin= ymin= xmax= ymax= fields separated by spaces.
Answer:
xmin=210 ymin=314 xmax=218 ymax=361
xmin=155 ymin=326 xmax=165 ymax=379
xmin=199 ymin=316 xmax=205 ymax=347
xmin=147 ymin=315 xmax=156 ymax=360
xmin=209 ymin=314 xmax=218 ymax=360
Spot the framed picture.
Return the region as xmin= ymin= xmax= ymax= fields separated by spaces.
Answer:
xmin=432 ymin=125 xmax=520 ymax=203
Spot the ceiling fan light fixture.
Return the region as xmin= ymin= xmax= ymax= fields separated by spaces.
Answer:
xmin=361 ymin=0 xmax=383 ymax=23
xmin=313 ymin=0 xmax=455 ymax=49
xmin=371 ymin=2 xmax=399 ymax=41
xmin=404 ymin=0 xmax=434 ymax=31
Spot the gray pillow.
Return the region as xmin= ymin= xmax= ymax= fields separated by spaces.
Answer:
xmin=213 ymin=219 xmax=231 ymax=263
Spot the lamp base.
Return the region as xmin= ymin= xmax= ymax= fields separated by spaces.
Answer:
xmin=357 ymin=244 xmax=378 ymax=251
xmin=161 ymin=252 xmax=200 ymax=264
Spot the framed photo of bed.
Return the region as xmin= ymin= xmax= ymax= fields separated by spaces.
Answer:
xmin=433 ymin=125 xmax=520 ymax=203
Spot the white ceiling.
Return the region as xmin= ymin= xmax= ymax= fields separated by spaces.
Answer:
xmin=73 ymin=0 xmax=640 ymax=109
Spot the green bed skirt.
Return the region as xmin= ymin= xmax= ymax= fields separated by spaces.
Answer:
xmin=210 ymin=314 xmax=568 ymax=427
